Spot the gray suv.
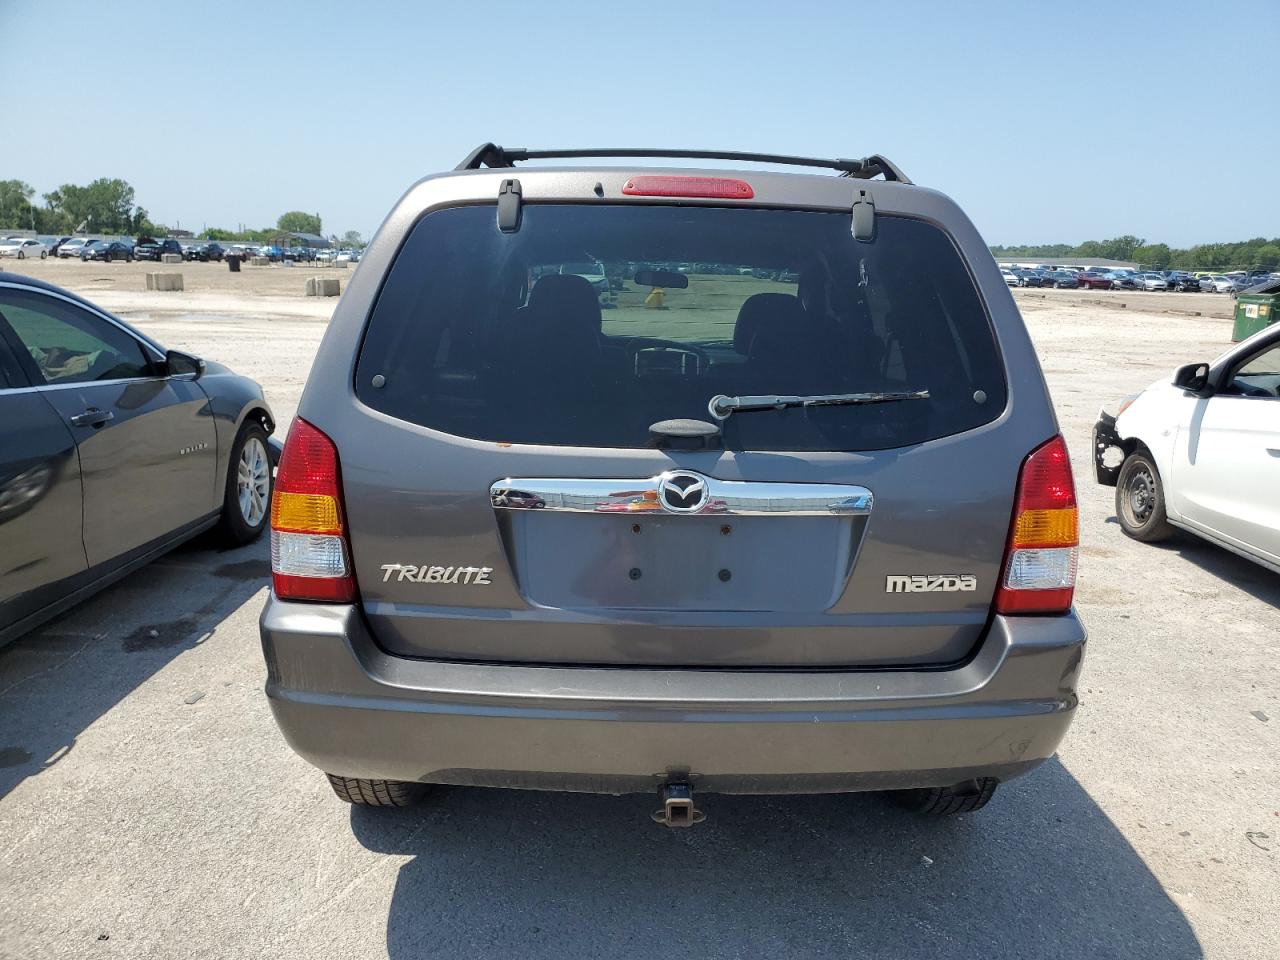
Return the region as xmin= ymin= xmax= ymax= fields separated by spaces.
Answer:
xmin=260 ymin=145 xmax=1086 ymax=824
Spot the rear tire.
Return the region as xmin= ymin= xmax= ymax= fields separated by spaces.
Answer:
xmin=1116 ymin=452 xmax=1175 ymax=542
xmin=895 ymin=778 xmax=998 ymax=816
xmin=218 ymin=421 xmax=272 ymax=546
xmin=326 ymin=774 xmax=428 ymax=807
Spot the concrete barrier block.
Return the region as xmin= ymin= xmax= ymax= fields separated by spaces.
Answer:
xmin=250 ymin=257 xmax=271 ymax=266
xmin=145 ymin=272 xmax=184 ymax=292
xmin=160 ymin=253 xmax=183 ymax=264
xmin=306 ymin=277 xmax=341 ymax=297
xmin=332 ymin=260 xmax=348 ymax=269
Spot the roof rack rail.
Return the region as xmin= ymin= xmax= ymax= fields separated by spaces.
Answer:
xmin=454 ymin=144 xmax=911 ymax=183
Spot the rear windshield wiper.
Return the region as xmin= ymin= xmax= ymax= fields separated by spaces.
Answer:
xmin=708 ymin=390 xmax=929 ymax=420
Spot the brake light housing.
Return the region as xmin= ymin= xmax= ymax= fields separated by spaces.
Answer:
xmin=995 ymin=435 xmax=1078 ymax=615
xmin=269 ymin=418 xmax=356 ymax=602
xmin=621 ymin=175 xmax=754 ymax=199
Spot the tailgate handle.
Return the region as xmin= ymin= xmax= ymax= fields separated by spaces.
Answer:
xmin=492 ymin=473 xmax=873 ymax=517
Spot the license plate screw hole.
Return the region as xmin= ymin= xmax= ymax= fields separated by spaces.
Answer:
xmin=718 ymin=568 xmax=732 ymax=582
xmin=632 ymin=524 xmax=641 ymax=534
xmin=629 ymin=568 xmax=642 ymax=580
xmin=720 ymin=525 xmax=731 ymax=535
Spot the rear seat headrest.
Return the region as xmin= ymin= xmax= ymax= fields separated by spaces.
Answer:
xmin=733 ymin=293 xmax=807 ymax=355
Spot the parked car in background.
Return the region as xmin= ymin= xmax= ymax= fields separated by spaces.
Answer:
xmin=1011 ymin=268 xmax=1041 ymax=287
xmin=80 ymin=240 xmax=133 ymax=262
xmin=46 ymin=237 xmax=73 ymax=257
xmin=134 ymin=238 xmax=184 ymax=261
xmin=1001 ymin=268 xmax=1019 ymax=287
xmin=0 ymin=238 xmax=48 ymax=260
xmin=56 ymin=238 xmax=92 ymax=259
xmin=1095 ymin=322 xmax=1280 ymax=571
xmin=1078 ymin=271 xmax=1114 ymax=290
xmin=1105 ymin=272 xmax=1138 ymax=290
xmin=1046 ymin=270 xmax=1080 ymax=289
xmin=1136 ymin=273 xmax=1169 ymax=291
xmin=1199 ymin=275 xmax=1236 ymax=293
xmin=0 ymin=273 xmax=279 ymax=647
xmin=185 ymin=242 xmax=225 ymax=262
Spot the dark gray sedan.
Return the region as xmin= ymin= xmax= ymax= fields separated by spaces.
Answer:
xmin=0 ymin=273 xmax=278 ymax=647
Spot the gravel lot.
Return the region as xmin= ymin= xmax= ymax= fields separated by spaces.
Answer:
xmin=0 ymin=261 xmax=1276 ymax=960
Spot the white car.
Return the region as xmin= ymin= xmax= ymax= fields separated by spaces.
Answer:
xmin=1094 ymin=322 xmax=1280 ymax=572
xmin=1001 ymin=268 xmax=1019 ymax=287
xmin=1199 ymin=275 xmax=1236 ymax=293
xmin=0 ymin=238 xmax=48 ymax=260
xmin=57 ymin=237 xmax=93 ymax=259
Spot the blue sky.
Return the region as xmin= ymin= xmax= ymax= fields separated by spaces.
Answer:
xmin=3 ymin=0 xmax=1276 ymax=246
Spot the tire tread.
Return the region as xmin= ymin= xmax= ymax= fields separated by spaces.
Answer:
xmin=326 ymin=774 xmax=427 ymax=807
xmin=896 ymin=777 xmax=998 ymax=816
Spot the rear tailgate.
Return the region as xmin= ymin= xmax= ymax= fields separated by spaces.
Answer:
xmin=306 ymin=175 xmax=1056 ymax=668
xmin=338 ymin=419 xmax=1023 ymax=667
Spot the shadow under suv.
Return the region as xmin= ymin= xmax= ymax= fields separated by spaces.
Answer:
xmin=259 ymin=145 xmax=1086 ymax=824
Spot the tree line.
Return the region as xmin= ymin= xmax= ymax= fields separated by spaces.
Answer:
xmin=3 ymin=177 xmax=1269 ymax=268
xmin=0 ymin=179 xmax=362 ymax=248
xmin=990 ymin=234 xmax=1280 ymax=272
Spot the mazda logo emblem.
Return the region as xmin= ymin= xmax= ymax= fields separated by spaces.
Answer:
xmin=656 ymin=471 xmax=709 ymax=513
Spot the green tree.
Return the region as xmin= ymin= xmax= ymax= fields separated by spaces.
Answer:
xmin=1252 ymin=244 xmax=1280 ymax=271
xmin=0 ymin=180 xmax=39 ymax=230
xmin=1099 ymin=235 xmax=1145 ymax=261
xmin=44 ymin=178 xmax=141 ymax=233
xmin=276 ymin=211 xmax=322 ymax=235
xmin=1133 ymin=243 xmax=1172 ymax=269
xmin=340 ymin=230 xmax=364 ymax=248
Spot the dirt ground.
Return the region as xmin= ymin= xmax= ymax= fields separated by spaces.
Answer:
xmin=0 ymin=261 xmax=1276 ymax=960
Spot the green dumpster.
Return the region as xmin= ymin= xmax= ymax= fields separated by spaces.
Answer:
xmin=1232 ymin=278 xmax=1280 ymax=341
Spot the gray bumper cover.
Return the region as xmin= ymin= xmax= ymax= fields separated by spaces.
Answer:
xmin=260 ymin=599 xmax=1085 ymax=795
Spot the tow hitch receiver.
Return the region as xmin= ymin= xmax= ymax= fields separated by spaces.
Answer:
xmin=651 ymin=782 xmax=706 ymax=827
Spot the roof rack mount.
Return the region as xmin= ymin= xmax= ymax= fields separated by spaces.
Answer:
xmin=455 ymin=144 xmax=910 ymax=183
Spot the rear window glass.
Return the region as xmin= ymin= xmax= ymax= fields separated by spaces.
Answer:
xmin=356 ymin=204 xmax=1006 ymax=451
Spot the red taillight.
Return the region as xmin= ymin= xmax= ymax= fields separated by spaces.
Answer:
xmin=995 ymin=435 xmax=1078 ymax=615
xmin=621 ymin=176 xmax=754 ymax=199
xmin=270 ymin=418 xmax=356 ymax=602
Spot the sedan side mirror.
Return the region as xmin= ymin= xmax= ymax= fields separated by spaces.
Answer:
xmin=1172 ymin=361 xmax=1211 ymax=395
xmin=166 ymin=349 xmax=206 ymax=379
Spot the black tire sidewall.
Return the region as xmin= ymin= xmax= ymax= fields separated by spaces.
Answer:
xmin=221 ymin=421 xmax=272 ymax=545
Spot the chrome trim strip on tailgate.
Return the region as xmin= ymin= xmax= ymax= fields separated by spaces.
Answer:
xmin=491 ymin=472 xmax=873 ymax=517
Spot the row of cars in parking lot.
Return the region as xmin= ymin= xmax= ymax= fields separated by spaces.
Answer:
xmin=1001 ymin=265 xmax=1277 ymax=294
xmin=0 ymin=235 xmax=363 ymax=265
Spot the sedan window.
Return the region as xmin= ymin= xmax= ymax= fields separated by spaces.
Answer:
xmin=0 ymin=289 xmax=153 ymax=385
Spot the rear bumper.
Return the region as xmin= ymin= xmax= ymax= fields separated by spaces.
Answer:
xmin=260 ymin=600 xmax=1086 ymax=795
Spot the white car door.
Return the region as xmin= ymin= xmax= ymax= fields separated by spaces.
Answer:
xmin=1169 ymin=338 xmax=1280 ymax=563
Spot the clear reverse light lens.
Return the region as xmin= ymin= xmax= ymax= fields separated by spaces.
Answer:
xmin=271 ymin=530 xmax=348 ymax=579
xmin=1004 ymin=546 xmax=1078 ymax=590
